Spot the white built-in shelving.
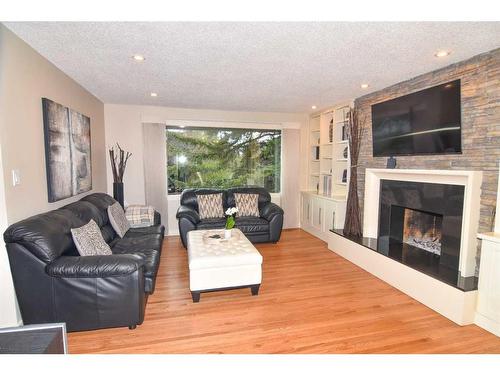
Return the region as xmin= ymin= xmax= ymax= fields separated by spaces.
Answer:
xmin=306 ymin=103 xmax=351 ymax=199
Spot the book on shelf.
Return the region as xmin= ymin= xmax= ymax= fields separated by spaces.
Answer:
xmin=329 ymin=119 xmax=333 ymax=143
xmin=315 ymin=146 xmax=320 ymax=160
xmin=322 ymin=175 xmax=332 ymax=196
xmin=342 ymin=169 xmax=348 ymax=183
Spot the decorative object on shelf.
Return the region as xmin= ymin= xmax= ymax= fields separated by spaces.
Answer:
xmin=315 ymin=146 xmax=320 ymax=160
xmin=329 ymin=119 xmax=334 ymax=143
xmin=343 ymin=107 xmax=365 ymax=237
xmin=42 ymin=98 xmax=92 ymax=203
xmin=341 ymin=123 xmax=347 ymax=141
xmin=109 ymin=143 xmax=132 ymax=208
xmin=343 ymin=146 xmax=348 ymax=159
xmin=342 ymin=169 xmax=348 ymax=183
xmin=386 ymin=156 xmax=397 ymax=169
xmin=224 ymin=207 xmax=238 ymax=239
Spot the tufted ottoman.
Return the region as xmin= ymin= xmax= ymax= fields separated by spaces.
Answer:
xmin=187 ymin=229 xmax=263 ymax=302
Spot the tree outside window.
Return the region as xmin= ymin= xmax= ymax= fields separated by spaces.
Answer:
xmin=167 ymin=127 xmax=281 ymax=193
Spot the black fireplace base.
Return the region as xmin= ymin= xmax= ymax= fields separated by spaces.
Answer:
xmin=331 ymin=229 xmax=477 ymax=292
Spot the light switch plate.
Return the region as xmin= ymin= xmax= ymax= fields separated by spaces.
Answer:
xmin=12 ymin=169 xmax=21 ymax=186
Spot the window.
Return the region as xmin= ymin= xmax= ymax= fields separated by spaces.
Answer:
xmin=167 ymin=126 xmax=281 ymax=194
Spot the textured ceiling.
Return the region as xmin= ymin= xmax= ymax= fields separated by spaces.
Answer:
xmin=4 ymin=22 xmax=500 ymax=113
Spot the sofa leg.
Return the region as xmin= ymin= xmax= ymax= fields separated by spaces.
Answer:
xmin=128 ymin=325 xmax=137 ymax=330
xmin=191 ymin=291 xmax=201 ymax=303
xmin=251 ymin=285 xmax=260 ymax=296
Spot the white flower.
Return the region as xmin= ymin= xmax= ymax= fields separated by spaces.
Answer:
xmin=225 ymin=207 xmax=238 ymax=216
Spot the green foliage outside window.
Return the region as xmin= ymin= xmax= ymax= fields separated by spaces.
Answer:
xmin=167 ymin=127 xmax=281 ymax=193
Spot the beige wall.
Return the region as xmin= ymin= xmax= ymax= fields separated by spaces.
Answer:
xmin=104 ymin=104 xmax=308 ymax=230
xmin=0 ymin=25 xmax=107 ymax=223
xmin=0 ymin=25 xmax=107 ymax=327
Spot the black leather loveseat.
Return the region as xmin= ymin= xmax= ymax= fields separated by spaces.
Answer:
xmin=176 ymin=187 xmax=284 ymax=248
xmin=3 ymin=193 xmax=164 ymax=332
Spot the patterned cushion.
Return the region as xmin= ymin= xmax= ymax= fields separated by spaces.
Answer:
xmin=108 ymin=202 xmax=130 ymax=238
xmin=234 ymin=193 xmax=260 ymax=217
xmin=126 ymin=205 xmax=155 ymax=228
xmin=71 ymin=219 xmax=112 ymax=256
xmin=197 ymin=193 xmax=225 ymax=219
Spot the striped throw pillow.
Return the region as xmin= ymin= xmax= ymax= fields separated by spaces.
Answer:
xmin=197 ymin=193 xmax=225 ymax=219
xmin=234 ymin=193 xmax=260 ymax=217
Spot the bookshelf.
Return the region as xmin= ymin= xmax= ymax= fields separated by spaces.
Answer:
xmin=307 ymin=103 xmax=351 ymax=199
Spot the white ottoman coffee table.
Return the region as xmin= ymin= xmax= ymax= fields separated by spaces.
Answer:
xmin=187 ymin=228 xmax=263 ymax=302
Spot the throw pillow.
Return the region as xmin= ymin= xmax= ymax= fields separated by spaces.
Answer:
xmin=234 ymin=193 xmax=260 ymax=217
xmin=71 ymin=219 xmax=112 ymax=256
xmin=197 ymin=193 xmax=225 ymax=219
xmin=108 ymin=202 xmax=131 ymax=238
xmin=126 ymin=205 xmax=155 ymax=228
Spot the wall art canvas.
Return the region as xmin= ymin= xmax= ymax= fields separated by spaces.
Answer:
xmin=42 ymin=98 xmax=92 ymax=202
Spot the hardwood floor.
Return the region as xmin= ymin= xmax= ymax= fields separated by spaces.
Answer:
xmin=68 ymin=229 xmax=500 ymax=354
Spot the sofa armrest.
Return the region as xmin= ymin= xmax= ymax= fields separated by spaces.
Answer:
xmin=260 ymin=202 xmax=284 ymax=221
xmin=176 ymin=205 xmax=201 ymax=224
xmin=46 ymin=254 xmax=145 ymax=278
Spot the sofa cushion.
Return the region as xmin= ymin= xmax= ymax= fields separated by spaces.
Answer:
xmin=197 ymin=193 xmax=225 ymax=219
xmin=235 ymin=216 xmax=269 ymax=233
xmin=197 ymin=217 xmax=226 ymax=230
xmin=111 ymin=233 xmax=163 ymax=254
xmin=234 ymin=193 xmax=260 ymax=217
xmin=80 ymin=193 xmax=118 ymax=225
xmin=63 ymin=201 xmax=105 ymax=227
xmin=126 ymin=225 xmax=165 ymax=237
xmin=108 ymin=202 xmax=130 ymax=238
xmin=71 ymin=220 xmax=112 ymax=256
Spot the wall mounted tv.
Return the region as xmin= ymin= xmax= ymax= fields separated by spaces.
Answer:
xmin=371 ymin=80 xmax=462 ymax=157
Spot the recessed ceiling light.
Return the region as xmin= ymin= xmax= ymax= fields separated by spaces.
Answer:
xmin=132 ymin=54 xmax=145 ymax=61
xmin=311 ymin=105 xmax=317 ymax=110
xmin=435 ymin=50 xmax=450 ymax=58
xmin=361 ymin=83 xmax=369 ymax=89
xmin=150 ymin=92 xmax=158 ymax=97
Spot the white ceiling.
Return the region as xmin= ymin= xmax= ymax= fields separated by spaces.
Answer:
xmin=5 ymin=22 xmax=500 ymax=113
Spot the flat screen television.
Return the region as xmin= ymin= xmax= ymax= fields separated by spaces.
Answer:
xmin=371 ymin=80 xmax=462 ymax=157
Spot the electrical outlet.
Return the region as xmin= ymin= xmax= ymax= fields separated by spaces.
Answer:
xmin=12 ymin=169 xmax=21 ymax=186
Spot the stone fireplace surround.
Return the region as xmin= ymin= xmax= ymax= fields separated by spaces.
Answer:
xmin=328 ymin=168 xmax=483 ymax=325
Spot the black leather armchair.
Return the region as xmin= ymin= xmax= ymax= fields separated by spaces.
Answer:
xmin=3 ymin=193 xmax=164 ymax=332
xmin=176 ymin=187 xmax=284 ymax=247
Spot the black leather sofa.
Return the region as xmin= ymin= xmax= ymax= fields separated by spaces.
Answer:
xmin=176 ymin=187 xmax=284 ymax=248
xmin=3 ymin=193 xmax=164 ymax=332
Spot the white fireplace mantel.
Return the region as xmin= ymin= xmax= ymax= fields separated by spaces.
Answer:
xmin=363 ymin=168 xmax=483 ymax=278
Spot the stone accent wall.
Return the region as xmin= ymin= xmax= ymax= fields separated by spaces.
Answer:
xmin=354 ymin=48 xmax=500 ymax=271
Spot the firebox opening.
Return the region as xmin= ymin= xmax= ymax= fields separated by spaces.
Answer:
xmin=389 ymin=205 xmax=443 ymax=256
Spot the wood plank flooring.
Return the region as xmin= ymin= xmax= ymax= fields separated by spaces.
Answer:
xmin=67 ymin=229 xmax=500 ymax=353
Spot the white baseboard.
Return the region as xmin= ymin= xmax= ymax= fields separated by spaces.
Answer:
xmin=475 ymin=312 xmax=500 ymax=336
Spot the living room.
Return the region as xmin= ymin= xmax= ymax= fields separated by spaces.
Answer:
xmin=1 ymin=0 xmax=499 ymax=372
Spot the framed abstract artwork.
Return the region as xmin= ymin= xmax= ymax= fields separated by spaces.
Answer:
xmin=42 ymin=98 xmax=92 ymax=202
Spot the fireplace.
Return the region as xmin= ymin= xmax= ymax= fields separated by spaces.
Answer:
xmin=378 ymin=179 xmax=466 ymax=286
xmin=329 ymin=168 xmax=482 ymax=325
